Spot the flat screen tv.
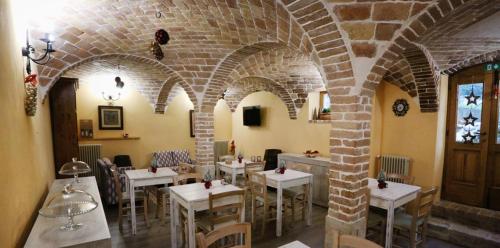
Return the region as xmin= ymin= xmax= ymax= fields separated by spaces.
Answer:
xmin=243 ymin=106 xmax=261 ymax=126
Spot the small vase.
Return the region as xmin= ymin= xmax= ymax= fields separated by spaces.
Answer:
xmin=279 ymin=167 xmax=286 ymax=174
xmin=377 ymin=180 xmax=387 ymax=189
xmin=238 ymin=158 xmax=242 ymax=163
xmin=151 ymin=166 xmax=157 ymax=173
xmin=204 ymin=180 xmax=212 ymax=189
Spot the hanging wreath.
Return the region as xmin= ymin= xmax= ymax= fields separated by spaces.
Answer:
xmin=392 ymin=99 xmax=409 ymax=117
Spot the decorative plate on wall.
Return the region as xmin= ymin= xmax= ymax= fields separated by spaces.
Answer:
xmin=392 ymin=99 xmax=409 ymax=117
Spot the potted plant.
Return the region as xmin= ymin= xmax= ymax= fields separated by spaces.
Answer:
xmin=203 ymin=171 xmax=213 ymax=189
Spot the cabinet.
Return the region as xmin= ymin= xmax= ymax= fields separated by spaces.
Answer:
xmin=278 ymin=153 xmax=330 ymax=207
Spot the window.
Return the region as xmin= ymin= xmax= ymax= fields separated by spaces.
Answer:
xmin=319 ymin=91 xmax=330 ymax=113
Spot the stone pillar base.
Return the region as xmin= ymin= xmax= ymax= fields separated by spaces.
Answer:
xmin=324 ymin=215 xmax=366 ymax=248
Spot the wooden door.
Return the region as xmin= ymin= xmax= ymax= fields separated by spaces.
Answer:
xmin=444 ymin=65 xmax=493 ymax=207
xmin=486 ymin=70 xmax=500 ymax=210
xmin=49 ymin=77 xmax=79 ymax=178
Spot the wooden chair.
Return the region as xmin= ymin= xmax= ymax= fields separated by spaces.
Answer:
xmin=197 ymin=190 xmax=246 ymax=233
xmin=283 ymin=162 xmax=312 ymax=222
xmin=248 ymin=172 xmax=289 ymax=237
xmin=111 ymin=167 xmax=149 ymax=231
xmin=174 ymin=172 xmax=203 ymax=247
xmin=174 ymin=172 xmax=203 ymax=185
xmin=331 ymin=230 xmax=382 ymax=248
xmin=393 ymin=187 xmax=438 ymax=248
xmin=196 ymin=223 xmax=252 ymax=248
xmin=239 ymin=162 xmax=265 ymax=188
xmin=146 ymin=163 xmax=195 ymax=222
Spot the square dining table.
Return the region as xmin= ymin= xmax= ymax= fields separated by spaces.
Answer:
xmin=368 ymin=178 xmax=421 ymax=248
xmin=125 ymin=167 xmax=177 ymax=235
xmin=257 ymin=169 xmax=313 ymax=237
xmin=215 ymin=159 xmax=250 ymax=185
xmin=169 ymin=180 xmax=244 ymax=248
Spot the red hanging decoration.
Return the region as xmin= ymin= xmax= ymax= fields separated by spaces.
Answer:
xmin=155 ymin=29 xmax=170 ymax=45
xmin=24 ymin=74 xmax=38 ymax=87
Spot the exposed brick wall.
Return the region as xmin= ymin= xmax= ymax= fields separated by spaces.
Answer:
xmin=224 ymin=76 xmax=298 ymax=119
xmin=26 ymin=0 xmax=500 ymax=238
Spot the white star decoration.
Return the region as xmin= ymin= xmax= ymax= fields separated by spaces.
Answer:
xmin=463 ymin=112 xmax=478 ymax=126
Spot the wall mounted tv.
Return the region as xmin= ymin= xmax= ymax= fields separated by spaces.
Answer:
xmin=243 ymin=106 xmax=261 ymax=126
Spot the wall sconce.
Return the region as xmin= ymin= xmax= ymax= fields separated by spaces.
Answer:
xmin=21 ymin=30 xmax=56 ymax=74
xmin=102 ymin=76 xmax=125 ymax=104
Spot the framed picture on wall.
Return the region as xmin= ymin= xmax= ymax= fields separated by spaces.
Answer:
xmin=189 ymin=110 xmax=195 ymax=137
xmin=98 ymin=105 xmax=123 ymax=130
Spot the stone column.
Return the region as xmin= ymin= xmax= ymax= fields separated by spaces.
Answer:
xmin=194 ymin=111 xmax=215 ymax=166
xmin=324 ymin=95 xmax=371 ymax=247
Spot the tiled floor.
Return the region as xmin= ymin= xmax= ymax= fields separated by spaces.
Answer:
xmin=105 ymin=204 xmax=463 ymax=248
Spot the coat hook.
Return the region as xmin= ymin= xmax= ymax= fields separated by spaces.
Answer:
xmin=156 ymin=11 xmax=162 ymax=18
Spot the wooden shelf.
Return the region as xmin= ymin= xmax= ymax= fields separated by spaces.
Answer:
xmin=79 ymin=137 xmax=140 ymax=141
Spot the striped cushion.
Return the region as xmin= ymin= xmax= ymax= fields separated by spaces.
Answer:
xmin=172 ymin=150 xmax=192 ymax=165
xmin=154 ymin=151 xmax=175 ymax=168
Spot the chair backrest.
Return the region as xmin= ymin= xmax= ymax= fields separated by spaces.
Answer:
xmin=174 ymin=172 xmax=202 ymax=185
xmin=196 ymin=223 xmax=251 ymax=248
xmin=287 ymin=162 xmax=312 ymax=173
xmin=110 ymin=167 xmax=124 ymax=201
xmin=408 ymin=187 xmax=438 ymax=220
xmin=263 ymin=149 xmax=282 ymax=170
xmin=375 ymin=155 xmax=412 ymax=183
xmin=178 ymin=162 xmax=194 ymax=174
xmin=114 ymin=155 xmax=132 ymax=167
xmin=244 ymin=162 xmax=265 ymax=185
xmin=249 ymin=172 xmax=267 ymax=201
xmin=338 ymin=234 xmax=382 ymax=248
xmin=329 ymin=229 xmax=382 ymax=248
xmin=207 ymin=190 xmax=245 ymax=229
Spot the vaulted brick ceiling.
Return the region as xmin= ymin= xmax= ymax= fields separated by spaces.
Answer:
xmin=30 ymin=0 xmax=500 ymax=113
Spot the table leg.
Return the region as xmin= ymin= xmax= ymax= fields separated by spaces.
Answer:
xmin=130 ymin=179 xmax=136 ymax=235
xmin=307 ymin=176 xmax=313 ymax=226
xmin=216 ymin=164 xmax=220 ymax=179
xmin=232 ymin=169 xmax=237 ymax=185
xmin=170 ymin=195 xmax=177 ymax=248
xmin=385 ymin=202 xmax=395 ymax=248
xmin=188 ymin=206 xmax=195 ymax=248
xmin=276 ymin=184 xmax=283 ymax=237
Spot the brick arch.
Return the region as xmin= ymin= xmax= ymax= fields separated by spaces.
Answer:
xmin=224 ymin=76 xmax=298 ymax=119
xmin=201 ymin=41 xmax=293 ymax=113
xmin=383 ymin=57 xmax=418 ymax=97
xmin=227 ymin=48 xmax=325 ymax=110
xmin=40 ymin=53 xmax=188 ymax=103
xmin=155 ymin=79 xmax=198 ymax=114
xmin=445 ymin=50 xmax=500 ymax=74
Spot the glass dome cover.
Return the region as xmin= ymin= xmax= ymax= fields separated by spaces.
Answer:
xmin=39 ymin=184 xmax=98 ymax=231
xmin=59 ymin=157 xmax=91 ymax=183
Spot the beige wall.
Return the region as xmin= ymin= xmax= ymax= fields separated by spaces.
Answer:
xmin=0 ymin=0 xmax=55 ymax=246
xmin=230 ymin=91 xmax=330 ymax=158
xmin=369 ymin=82 xmax=440 ymax=187
xmin=77 ymin=84 xmax=195 ymax=168
xmin=214 ymin=99 xmax=233 ymax=142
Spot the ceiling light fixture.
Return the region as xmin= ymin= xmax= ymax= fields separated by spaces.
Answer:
xmin=21 ymin=30 xmax=56 ymax=74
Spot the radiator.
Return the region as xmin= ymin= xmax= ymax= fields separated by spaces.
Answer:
xmin=78 ymin=144 xmax=102 ymax=185
xmin=379 ymin=155 xmax=411 ymax=182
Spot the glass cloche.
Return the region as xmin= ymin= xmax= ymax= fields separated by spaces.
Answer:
xmin=39 ymin=184 xmax=98 ymax=231
xmin=59 ymin=157 xmax=91 ymax=183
